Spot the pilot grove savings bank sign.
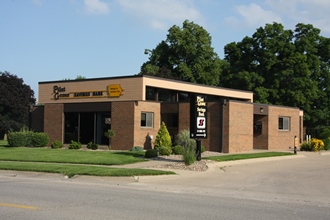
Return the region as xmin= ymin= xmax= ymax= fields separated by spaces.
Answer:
xmin=190 ymin=94 xmax=207 ymax=139
xmin=52 ymin=84 xmax=124 ymax=100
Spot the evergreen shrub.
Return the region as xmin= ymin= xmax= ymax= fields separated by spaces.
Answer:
xmin=32 ymin=132 xmax=49 ymax=147
xmin=51 ymin=140 xmax=63 ymax=149
xmin=154 ymin=122 xmax=172 ymax=155
xmin=87 ymin=142 xmax=98 ymax=150
xmin=7 ymin=132 xmax=27 ymax=147
xmin=69 ymin=140 xmax=82 ymax=149
xmin=145 ymin=149 xmax=158 ymax=158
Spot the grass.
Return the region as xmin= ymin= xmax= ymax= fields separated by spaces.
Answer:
xmin=204 ymin=152 xmax=294 ymax=162
xmin=0 ymin=146 xmax=294 ymax=178
xmin=0 ymin=161 xmax=174 ymax=178
xmin=0 ymin=146 xmax=175 ymax=177
xmin=0 ymin=140 xmax=8 ymax=146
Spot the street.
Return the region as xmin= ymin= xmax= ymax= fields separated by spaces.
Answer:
xmin=0 ymin=152 xmax=329 ymax=219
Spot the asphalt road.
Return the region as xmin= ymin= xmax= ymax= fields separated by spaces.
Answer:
xmin=0 ymin=152 xmax=329 ymax=219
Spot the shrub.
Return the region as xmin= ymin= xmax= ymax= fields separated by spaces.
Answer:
xmin=130 ymin=146 xmax=144 ymax=151
xmin=300 ymin=138 xmax=324 ymax=152
xmin=310 ymin=138 xmax=324 ymax=151
xmin=68 ymin=140 xmax=82 ymax=149
xmin=323 ymin=137 xmax=330 ymax=151
xmin=87 ymin=142 xmax=98 ymax=150
xmin=201 ymin=145 xmax=206 ymax=153
xmin=175 ymin=129 xmax=196 ymax=150
xmin=51 ymin=140 xmax=63 ymax=149
xmin=172 ymin=145 xmax=183 ymax=155
xmin=7 ymin=132 xmax=27 ymax=147
xmin=145 ymin=149 xmax=158 ymax=158
xmin=182 ymin=148 xmax=196 ymax=165
xmin=159 ymin=146 xmax=171 ymax=156
xmin=176 ymin=130 xmax=197 ymax=165
xmin=31 ymin=132 xmax=49 ymax=147
xmin=154 ymin=122 xmax=172 ymax=153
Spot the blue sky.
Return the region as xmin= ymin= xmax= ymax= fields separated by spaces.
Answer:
xmin=1 ymin=0 xmax=330 ymax=99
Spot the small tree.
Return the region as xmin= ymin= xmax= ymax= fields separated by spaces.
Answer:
xmin=104 ymin=129 xmax=115 ymax=150
xmin=154 ymin=122 xmax=172 ymax=155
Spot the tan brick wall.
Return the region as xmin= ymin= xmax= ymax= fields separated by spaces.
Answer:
xmin=268 ymin=106 xmax=300 ymax=150
xmin=253 ymin=115 xmax=269 ymax=150
xmin=44 ymin=104 xmax=64 ymax=145
xmin=111 ymin=102 xmax=135 ymax=150
xmin=134 ymin=101 xmax=161 ymax=149
xmin=226 ymin=101 xmax=254 ymax=153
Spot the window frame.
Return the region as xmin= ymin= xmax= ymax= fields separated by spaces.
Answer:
xmin=141 ymin=112 xmax=154 ymax=128
xmin=278 ymin=116 xmax=290 ymax=131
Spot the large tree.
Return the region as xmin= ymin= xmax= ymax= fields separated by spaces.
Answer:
xmin=0 ymin=71 xmax=36 ymax=135
xmin=140 ymin=20 xmax=223 ymax=86
xmin=220 ymin=22 xmax=330 ymax=128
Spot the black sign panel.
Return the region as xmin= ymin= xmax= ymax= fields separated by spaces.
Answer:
xmin=190 ymin=94 xmax=207 ymax=139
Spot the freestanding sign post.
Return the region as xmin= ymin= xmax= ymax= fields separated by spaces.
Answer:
xmin=190 ymin=93 xmax=207 ymax=161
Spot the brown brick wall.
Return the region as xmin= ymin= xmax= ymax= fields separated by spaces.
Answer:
xmin=226 ymin=101 xmax=254 ymax=153
xmin=44 ymin=104 xmax=64 ymax=145
xmin=30 ymin=106 xmax=44 ymax=132
xmin=111 ymin=102 xmax=135 ymax=150
xmin=268 ymin=106 xmax=300 ymax=150
xmin=134 ymin=101 xmax=161 ymax=149
xmin=178 ymin=103 xmax=190 ymax=132
xmin=206 ymin=102 xmax=222 ymax=152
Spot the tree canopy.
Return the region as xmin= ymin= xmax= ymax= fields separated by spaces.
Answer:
xmin=220 ymin=22 xmax=330 ymax=128
xmin=140 ymin=20 xmax=223 ymax=86
xmin=0 ymin=71 xmax=36 ymax=134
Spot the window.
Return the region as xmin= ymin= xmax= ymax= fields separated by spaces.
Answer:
xmin=279 ymin=117 xmax=290 ymax=130
xmin=141 ymin=112 xmax=153 ymax=127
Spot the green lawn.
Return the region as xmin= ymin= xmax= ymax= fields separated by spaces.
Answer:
xmin=0 ymin=140 xmax=8 ymax=146
xmin=204 ymin=152 xmax=294 ymax=162
xmin=0 ymin=146 xmax=175 ymax=177
xmin=0 ymin=146 xmax=145 ymax=165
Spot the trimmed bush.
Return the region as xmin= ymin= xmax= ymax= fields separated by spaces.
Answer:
xmin=130 ymin=146 xmax=144 ymax=151
xmin=87 ymin=142 xmax=98 ymax=150
xmin=7 ymin=132 xmax=27 ymax=147
xmin=154 ymin=122 xmax=172 ymax=153
xmin=51 ymin=140 xmax=63 ymax=149
xmin=68 ymin=140 xmax=82 ymax=149
xmin=32 ymin=132 xmax=49 ymax=147
xmin=172 ymin=145 xmax=183 ymax=155
xmin=145 ymin=149 xmax=158 ymax=158
xmin=159 ymin=146 xmax=171 ymax=156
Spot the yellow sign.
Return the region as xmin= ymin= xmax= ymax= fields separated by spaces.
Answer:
xmin=107 ymin=84 xmax=124 ymax=97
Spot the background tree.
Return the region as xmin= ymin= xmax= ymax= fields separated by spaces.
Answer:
xmin=140 ymin=20 xmax=223 ymax=86
xmin=220 ymin=22 xmax=330 ymax=129
xmin=0 ymin=71 xmax=36 ymax=136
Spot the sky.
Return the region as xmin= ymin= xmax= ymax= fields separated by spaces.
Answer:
xmin=1 ymin=0 xmax=330 ymax=99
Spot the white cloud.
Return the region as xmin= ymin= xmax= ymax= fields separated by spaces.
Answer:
xmin=116 ymin=0 xmax=203 ymax=30
xmin=265 ymin=0 xmax=330 ymax=34
xmin=226 ymin=3 xmax=282 ymax=28
xmin=84 ymin=0 xmax=110 ymax=15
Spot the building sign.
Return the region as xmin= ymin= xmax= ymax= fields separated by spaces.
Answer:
xmin=52 ymin=84 xmax=124 ymax=100
xmin=190 ymin=94 xmax=207 ymax=139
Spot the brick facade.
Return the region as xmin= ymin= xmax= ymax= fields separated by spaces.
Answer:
xmin=44 ymin=104 xmax=63 ymax=144
xmin=33 ymin=75 xmax=303 ymax=152
xmin=224 ymin=101 xmax=254 ymax=153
